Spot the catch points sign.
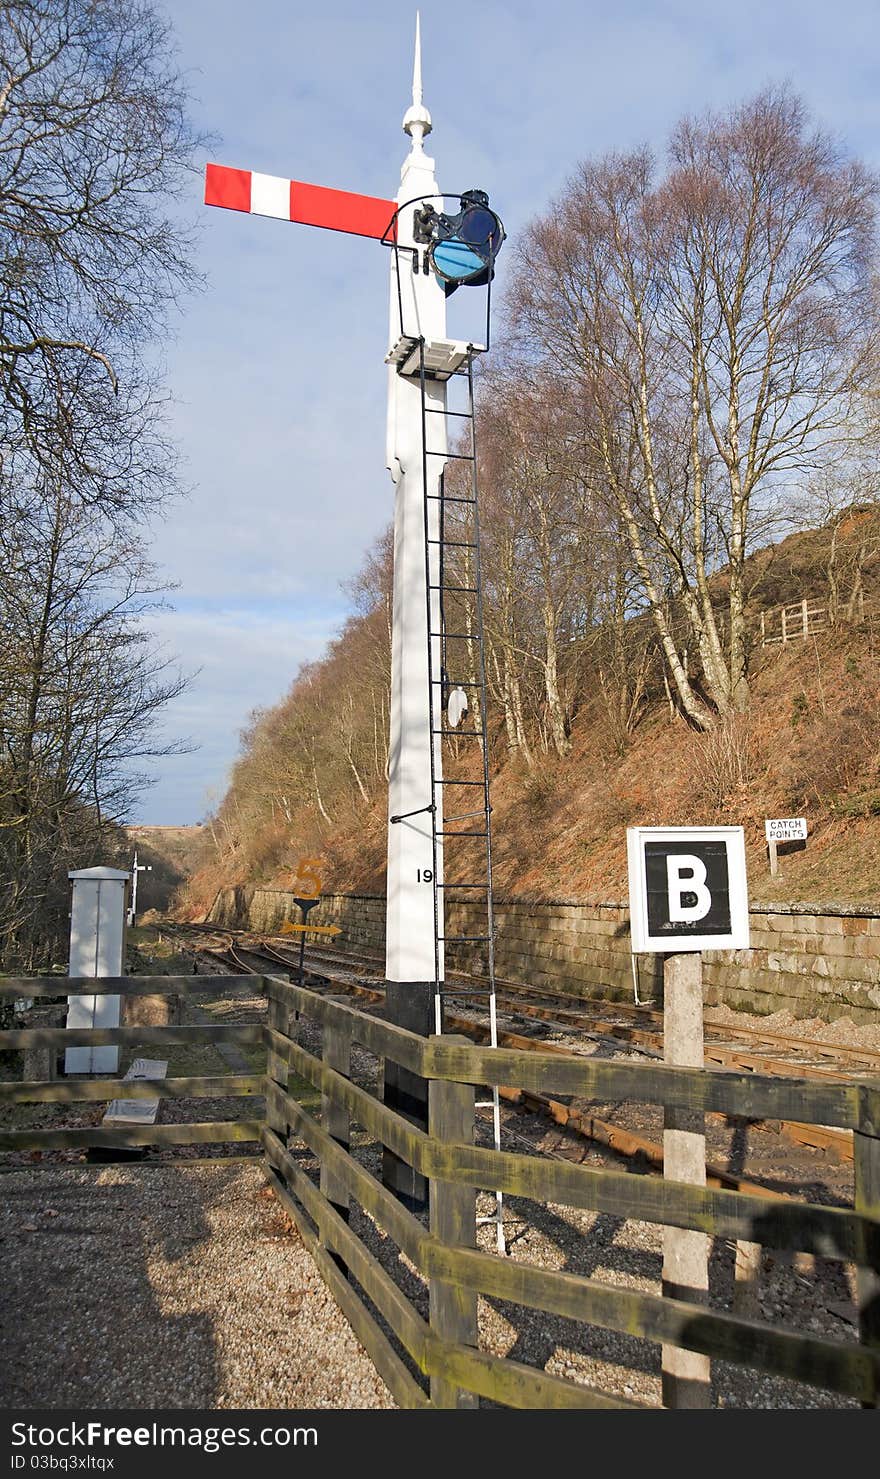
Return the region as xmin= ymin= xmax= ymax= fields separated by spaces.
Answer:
xmin=765 ymin=817 xmax=807 ymax=842
xmin=627 ymin=826 xmax=750 ymax=954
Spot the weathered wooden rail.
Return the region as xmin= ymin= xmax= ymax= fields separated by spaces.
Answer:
xmin=262 ymin=976 xmax=880 ymax=1409
xmin=759 ymin=598 xmax=829 ymax=645
xmin=0 ymin=974 xmax=265 ymax=1160
xmin=1 ymin=971 xmax=879 ymax=1408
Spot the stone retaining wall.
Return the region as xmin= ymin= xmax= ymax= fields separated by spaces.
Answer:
xmin=208 ymin=887 xmax=880 ymax=1021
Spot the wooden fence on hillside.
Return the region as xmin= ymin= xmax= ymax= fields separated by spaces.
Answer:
xmin=758 ymin=592 xmax=876 ymax=646
xmin=1 ymin=972 xmax=878 ymax=1408
xmin=760 ymin=598 xmax=828 ymax=645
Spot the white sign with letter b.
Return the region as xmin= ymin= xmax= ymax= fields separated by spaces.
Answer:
xmin=627 ymin=826 xmax=750 ymax=954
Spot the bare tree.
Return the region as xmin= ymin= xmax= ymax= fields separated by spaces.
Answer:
xmin=509 ymin=89 xmax=878 ymax=726
xmin=196 ymin=529 xmax=400 ymax=890
xmin=800 ymin=415 xmax=880 ymax=623
xmin=0 ymin=0 xmax=204 ymax=510
xmin=0 ymin=1 xmax=203 ymax=964
xmin=0 ymin=478 xmax=189 ymax=963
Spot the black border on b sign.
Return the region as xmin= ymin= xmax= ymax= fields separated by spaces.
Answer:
xmin=644 ymin=840 xmax=732 ymax=939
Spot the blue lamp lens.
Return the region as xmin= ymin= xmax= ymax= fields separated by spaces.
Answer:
xmin=432 ymin=239 xmax=487 ymax=281
xmin=459 ymin=208 xmax=502 ymax=254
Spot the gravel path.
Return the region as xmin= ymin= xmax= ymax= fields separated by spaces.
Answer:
xmin=0 ymin=1162 xmax=394 ymax=1409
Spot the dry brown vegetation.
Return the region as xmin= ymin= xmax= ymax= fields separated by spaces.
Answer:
xmin=180 ymin=510 xmax=880 ymax=915
xmin=125 ymin=825 xmax=205 ymax=914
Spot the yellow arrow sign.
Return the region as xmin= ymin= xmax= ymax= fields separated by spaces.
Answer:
xmin=279 ymin=921 xmax=342 ymax=937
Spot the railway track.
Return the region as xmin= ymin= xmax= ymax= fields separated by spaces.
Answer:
xmin=160 ymin=920 xmax=866 ymax=1176
xmin=163 ymin=921 xmax=880 ymax=1078
xmin=299 ymin=939 xmax=880 ymax=1079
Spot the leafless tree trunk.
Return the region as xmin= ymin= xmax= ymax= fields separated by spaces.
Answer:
xmin=0 ymin=2 xmax=202 ymax=966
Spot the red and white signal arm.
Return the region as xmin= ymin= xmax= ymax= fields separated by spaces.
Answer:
xmin=627 ymin=826 xmax=750 ymax=954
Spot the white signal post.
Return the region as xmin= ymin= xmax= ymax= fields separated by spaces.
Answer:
xmin=384 ymin=17 xmax=447 ymax=1022
xmin=204 ymin=24 xmax=452 ymax=1021
xmin=128 ymin=849 xmax=151 ymax=927
xmin=203 ymin=17 xmax=487 ymax=1206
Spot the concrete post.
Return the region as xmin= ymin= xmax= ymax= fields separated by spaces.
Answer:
xmin=661 ymin=949 xmax=711 ymax=1408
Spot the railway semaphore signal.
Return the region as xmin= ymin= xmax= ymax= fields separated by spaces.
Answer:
xmin=204 ymin=15 xmax=506 ymax=1235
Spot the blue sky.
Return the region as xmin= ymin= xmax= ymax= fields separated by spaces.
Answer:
xmin=138 ymin=0 xmax=880 ymax=823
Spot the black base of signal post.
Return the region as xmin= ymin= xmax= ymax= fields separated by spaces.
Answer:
xmin=382 ymin=980 xmax=434 ymax=1212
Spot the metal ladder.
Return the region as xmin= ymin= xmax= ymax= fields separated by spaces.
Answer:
xmin=414 ymin=338 xmax=506 ymax=1254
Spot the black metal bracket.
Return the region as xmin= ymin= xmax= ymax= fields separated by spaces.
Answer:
xmin=390 ymin=803 xmax=436 ymax=824
xmin=381 ymin=192 xmax=496 ymax=351
xmin=292 ymin=896 xmax=321 ymax=916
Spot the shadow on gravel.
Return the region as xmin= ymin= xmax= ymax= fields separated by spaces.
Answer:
xmin=0 ymin=1165 xmax=233 ymax=1407
xmin=482 ymin=1196 xmax=662 ymax=1382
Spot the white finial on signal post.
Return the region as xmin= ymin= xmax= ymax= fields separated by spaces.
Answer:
xmin=402 ymin=12 xmax=432 ymax=152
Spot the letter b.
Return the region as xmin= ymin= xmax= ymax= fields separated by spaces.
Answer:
xmin=666 ymin=854 xmax=711 ymax=923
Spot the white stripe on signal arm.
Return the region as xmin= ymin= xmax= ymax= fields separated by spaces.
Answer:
xmin=250 ymin=171 xmax=290 ymax=220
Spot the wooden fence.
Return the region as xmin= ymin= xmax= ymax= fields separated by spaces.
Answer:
xmin=0 ymin=974 xmax=265 ymax=1162
xmin=262 ymin=976 xmax=880 ymax=1409
xmin=758 ymin=592 xmax=876 ymax=646
xmin=760 ymin=599 xmax=828 ymax=645
xmin=1 ymin=971 xmax=879 ymax=1408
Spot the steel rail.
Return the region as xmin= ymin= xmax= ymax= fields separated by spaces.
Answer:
xmin=165 ymin=925 xmax=856 ymax=1174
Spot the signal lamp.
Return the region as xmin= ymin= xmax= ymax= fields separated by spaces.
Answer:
xmin=416 ymin=190 xmax=505 ymax=296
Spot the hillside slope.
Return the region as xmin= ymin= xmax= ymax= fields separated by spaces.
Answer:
xmin=180 ymin=604 xmax=879 ymax=915
xmin=315 ymin=622 xmax=880 ymax=905
xmin=126 ymin=825 xmax=204 ymax=914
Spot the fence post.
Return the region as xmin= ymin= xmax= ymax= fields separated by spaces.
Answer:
xmin=781 ymin=605 xmax=788 ymax=644
xmin=266 ymin=975 xmax=291 ymax=1142
xmin=854 ymin=1086 xmax=880 ymax=1408
xmin=320 ymin=998 xmax=352 ymax=1273
xmin=732 ymin=1239 xmax=762 ymax=1319
xmin=428 ymin=1036 xmax=478 ymax=1408
xmin=662 ymin=951 xmax=711 ymax=1408
xmin=802 ymin=597 xmax=809 ymax=638
xmin=760 ymin=611 xmax=766 ymax=647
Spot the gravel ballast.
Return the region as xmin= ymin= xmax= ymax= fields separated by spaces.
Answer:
xmin=0 ymin=1162 xmax=394 ymax=1409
